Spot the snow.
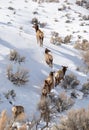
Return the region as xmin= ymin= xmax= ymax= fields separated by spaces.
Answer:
xmin=0 ymin=0 xmax=89 ymax=127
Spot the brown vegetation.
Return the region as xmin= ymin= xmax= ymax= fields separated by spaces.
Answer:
xmin=9 ymin=50 xmax=25 ymax=64
xmin=61 ymin=73 xmax=80 ymax=89
xmin=58 ymin=108 xmax=89 ymax=130
xmin=82 ymin=51 xmax=89 ymax=66
xmin=7 ymin=65 xmax=29 ymax=86
xmin=74 ymin=39 xmax=89 ymax=51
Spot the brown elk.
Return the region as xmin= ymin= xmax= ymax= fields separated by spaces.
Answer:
xmin=42 ymin=72 xmax=54 ymax=96
xmin=41 ymin=80 xmax=50 ymax=98
xmin=33 ymin=24 xmax=44 ymax=47
xmin=45 ymin=48 xmax=53 ymax=68
xmin=55 ymin=66 xmax=68 ymax=87
xmin=12 ymin=105 xmax=24 ymax=119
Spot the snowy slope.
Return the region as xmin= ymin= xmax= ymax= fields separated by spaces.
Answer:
xmin=0 ymin=0 xmax=89 ymax=123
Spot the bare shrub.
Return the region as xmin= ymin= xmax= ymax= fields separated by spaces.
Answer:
xmin=63 ymin=35 xmax=72 ymax=44
xmin=38 ymin=98 xmax=51 ymax=128
xmin=54 ymin=92 xmax=74 ymax=112
xmin=86 ymin=2 xmax=89 ymax=9
xmin=61 ymin=73 xmax=80 ymax=89
xmin=81 ymin=81 xmax=89 ymax=95
xmin=76 ymin=0 xmax=83 ymax=6
xmin=46 ymin=0 xmax=59 ymax=2
xmin=33 ymin=11 xmax=38 ymax=15
xmin=74 ymin=39 xmax=89 ymax=51
xmin=9 ymin=50 xmax=25 ymax=64
xmin=82 ymin=51 xmax=89 ymax=66
xmin=8 ymin=7 xmax=15 ymax=10
xmin=4 ymin=89 xmax=16 ymax=100
xmin=50 ymin=31 xmax=63 ymax=45
xmin=58 ymin=5 xmax=66 ymax=11
xmin=33 ymin=0 xmax=59 ymax=2
xmin=49 ymin=92 xmax=74 ymax=113
xmin=82 ymin=15 xmax=89 ymax=20
xmin=7 ymin=65 xmax=29 ymax=86
xmin=65 ymin=20 xmax=71 ymax=23
xmin=57 ymin=108 xmax=89 ymax=130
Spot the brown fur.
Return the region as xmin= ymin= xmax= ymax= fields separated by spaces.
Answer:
xmin=44 ymin=72 xmax=54 ymax=93
xmin=12 ymin=105 xmax=24 ymax=119
xmin=55 ymin=66 xmax=68 ymax=86
xmin=45 ymin=48 xmax=53 ymax=68
xmin=33 ymin=24 xmax=44 ymax=47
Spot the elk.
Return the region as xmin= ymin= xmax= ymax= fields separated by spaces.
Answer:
xmin=45 ymin=48 xmax=53 ymax=68
xmin=55 ymin=66 xmax=68 ymax=87
xmin=12 ymin=105 xmax=24 ymax=119
xmin=41 ymin=80 xmax=50 ymax=97
xmin=44 ymin=71 xmax=55 ymax=93
xmin=33 ymin=24 xmax=44 ymax=47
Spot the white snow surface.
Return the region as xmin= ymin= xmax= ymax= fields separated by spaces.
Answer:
xmin=0 ymin=0 xmax=89 ymax=125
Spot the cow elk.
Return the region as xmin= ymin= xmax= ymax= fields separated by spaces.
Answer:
xmin=45 ymin=48 xmax=53 ymax=68
xmin=55 ymin=66 xmax=68 ymax=87
xmin=44 ymin=71 xmax=55 ymax=93
xmin=33 ymin=24 xmax=44 ymax=47
xmin=42 ymin=80 xmax=50 ymax=97
xmin=12 ymin=105 xmax=24 ymax=119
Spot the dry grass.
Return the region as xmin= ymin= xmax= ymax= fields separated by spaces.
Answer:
xmin=38 ymin=97 xmax=51 ymax=123
xmin=58 ymin=108 xmax=89 ymax=130
xmin=81 ymin=81 xmax=89 ymax=95
xmin=74 ymin=39 xmax=89 ymax=51
xmin=0 ymin=110 xmax=8 ymax=130
xmin=9 ymin=50 xmax=25 ymax=64
xmin=50 ymin=31 xmax=63 ymax=45
xmin=82 ymin=51 xmax=89 ymax=66
xmin=63 ymin=35 xmax=72 ymax=43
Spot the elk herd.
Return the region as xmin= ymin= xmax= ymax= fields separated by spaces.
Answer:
xmin=10 ymin=23 xmax=68 ymax=126
xmin=32 ymin=23 xmax=68 ymax=98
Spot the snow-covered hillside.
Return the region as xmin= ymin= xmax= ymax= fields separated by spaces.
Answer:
xmin=0 ymin=0 xmax=89 ymax=129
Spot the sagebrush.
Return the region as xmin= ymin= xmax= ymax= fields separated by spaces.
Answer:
xmin=82 ymin=51 xmax=89 ymax=67
xmin=61 ymin=73 xmax=80 ymax=89
xmin=57 ymin=108 xmax=89 ymax=130
xmin=7 ymin=65 xmax=29 ymax=86
xmin=74 ymin=39 xmax=89 ymax=51
xmin=49 ymin=92 xmax=74 ymax=112
xmin=9 ymin=50 xmax=25 ymax=64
